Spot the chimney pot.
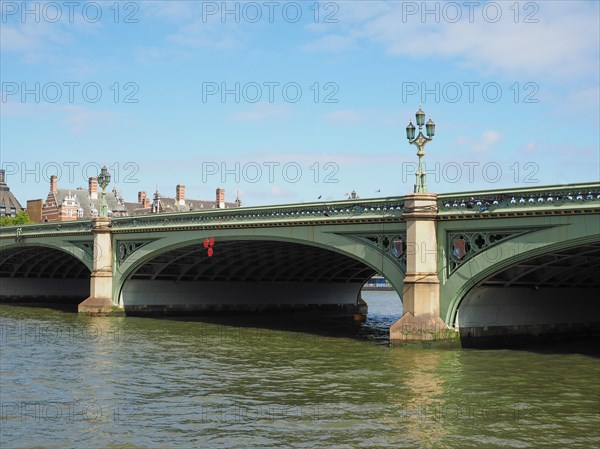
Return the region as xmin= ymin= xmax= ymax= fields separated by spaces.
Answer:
xmin=88 ymin=177 xmax=98 ymax=200
xmin=176 ymin=184 xmax=186 ymax=206
xmin=216 ymin=188 xmax=225 ymax=209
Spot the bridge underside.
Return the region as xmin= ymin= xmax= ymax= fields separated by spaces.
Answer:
xmin=457 ymin=242 xmax=600 ymax=347
xmin=121 ymin=240 xmax=377 ymax=316
xmin=0 ymin=246 xmax=90 ymax=304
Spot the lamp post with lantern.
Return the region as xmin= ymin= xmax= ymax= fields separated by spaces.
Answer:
xmin=78 ymin=164 xmax=122 ymax=316
xmin=97 ymin=166 xmax=111 ymax=218
xmin=390 ymin=106 xmax=450 ymax=344
xmin=406 ymin=106 xmax=435 ymax=194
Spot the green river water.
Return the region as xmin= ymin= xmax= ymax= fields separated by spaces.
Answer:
xmin=1 ymin=291 xmax=598 ymax=449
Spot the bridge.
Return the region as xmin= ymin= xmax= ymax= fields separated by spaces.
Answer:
xmin=1 ymin=182 xmax=599 ymax=345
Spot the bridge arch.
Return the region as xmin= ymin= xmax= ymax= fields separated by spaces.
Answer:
xmin=441 ymin=215 xmax=600 ymax=329
xmin=114 ymin=228 xmax=405 ymax=314
xmin=0 ymin=240 xmax=93 ymax=270
xmin=0 ymin=242 xmax=92 ymax=303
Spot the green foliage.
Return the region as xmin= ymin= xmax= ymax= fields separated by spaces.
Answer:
xmin=0 ymin=211 xmax=31 ymax=227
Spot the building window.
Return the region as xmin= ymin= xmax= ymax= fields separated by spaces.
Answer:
xmin=77 ymin=208 xmax=84 ymax=218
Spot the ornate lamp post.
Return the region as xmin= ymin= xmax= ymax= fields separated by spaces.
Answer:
xmin=79 ymin=164 xmax=122 ymax=316
xmin=406 ymin=105 xmax=435 ymax=193
xmin=390 ymin=106 xmax=447 ymax=344
xmin=97 ymin=166 xmax=111 ymax=218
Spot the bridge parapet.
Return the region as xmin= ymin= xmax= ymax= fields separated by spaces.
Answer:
xmin=2 ymin=184 xmax=598 ymax=238
xmin=0 ymin=220 xmax=93 ymax=240
xmin=437 ymin=182 xmax=600 ymax=218
xmin=111 ymin=197 xmax=405 ymax=231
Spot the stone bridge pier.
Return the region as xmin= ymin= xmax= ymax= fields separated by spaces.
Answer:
xmin=77 ymin=218 xmax=123 ymax=316
xmin=389 ymin=193 xmax=452 ymax=343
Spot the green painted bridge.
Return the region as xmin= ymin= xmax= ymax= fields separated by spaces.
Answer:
xmin=1 ymin=182 xmax=599 ymax=344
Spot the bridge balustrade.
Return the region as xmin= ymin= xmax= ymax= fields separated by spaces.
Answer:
xmin=109 ymin=198 xmax=405 ymax=230
xmin=438 ymin=184 xmax=600 ymax=217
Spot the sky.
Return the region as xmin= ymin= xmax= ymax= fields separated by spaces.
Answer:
xmin=1 ymin=0 xmax=599 ymax=207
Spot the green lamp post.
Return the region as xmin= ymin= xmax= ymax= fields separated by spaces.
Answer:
xmin=406 ymin=105 xmax=435 ymax=193
xmin=97 ymin=166 xmax=111 ymax=218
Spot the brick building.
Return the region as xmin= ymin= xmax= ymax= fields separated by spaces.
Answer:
xmin=124 ymin=186 xmax=240 ymax=216
xmin=26 ymin=199 xmax=43 ymax=223
xmin=41 ymin=175 xmax=128 ymax=222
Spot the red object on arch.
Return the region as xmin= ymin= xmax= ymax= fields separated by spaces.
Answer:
xmin=203 ymin=237 xmax=215 ymax=256
xmin=452 ymin=239 xmax=467 ymax=259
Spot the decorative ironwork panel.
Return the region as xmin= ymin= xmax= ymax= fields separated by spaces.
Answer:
xmin=116 ymin=240 xmax=154 ymax=265
xmin=68 ymin=241 xmax=95 ymax=262
xmin=446 ymin=231 xmax=523 ymax=275
xmin=350 ymin=234 xmax=407 ymax=273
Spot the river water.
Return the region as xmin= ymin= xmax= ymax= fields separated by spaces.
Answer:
xmin=1 ymin=291 xmax=598 ymax=449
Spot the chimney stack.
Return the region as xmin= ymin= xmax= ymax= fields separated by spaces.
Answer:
xmin=138 ymin=191 xmax=146 ymax=205
xmin=50 ymin=175 xmax=58 ymax=193
xmin=176 ymin=185 xmax=186 ymax=206
xmin=88 ymin=177 xmax=98 ymax=200
xmin=216 ymin=188 xmax=225 ymax=209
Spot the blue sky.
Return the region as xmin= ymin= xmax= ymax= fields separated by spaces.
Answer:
xmin=1 ymin=0 xmax=599 ymax=206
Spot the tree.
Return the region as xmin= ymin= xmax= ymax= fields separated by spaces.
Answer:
xmin=0 ymin=211 xmax=30 ymax=227
xmin=12 ymin=211 xmax=31 ymax=225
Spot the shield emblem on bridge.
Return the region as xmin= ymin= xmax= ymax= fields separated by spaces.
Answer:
xmin=392 ymin=239 xmax=403 ymax=258
xmin=452 ymin=239 xmax=467 ymax=260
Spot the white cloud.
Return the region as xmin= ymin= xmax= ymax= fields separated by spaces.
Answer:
xmin=555 ymin=86 xmax=600 ymax=122
xmin=134 ymin=46 xmax=193 ymax=66
xmin=270 ymin=185 xmax=297 ymax=197
xmin=0 ymin=23 xmax=70 ymax=65
xmin=304 ymin=1 xmax=599 ymax=81
xmin=167 ymin=26 xmax=241 ymax=50
xmin=300 ymin=34 xmax=356 ymax=53
xmin=141 ymin=1 xmax=196 ymax=22
xmin=0 ymin=99 xmax=122 ymax=133
xmin=231 ymin=103 xmax=291 ymax=122
xmin=1 ymin=11 xmax=103 ymax=63
xmin=60 ymin=105 xmax=122 ymax=133
xmin=457 ymin=130 xmax=502 ymax=153
xmin=322 ymin=109 xmax=366 ymax=124
xmin=521 ymin=142 xmax=538 ymax=154
xmin=237 ymin=185 xmax=299 ymax=203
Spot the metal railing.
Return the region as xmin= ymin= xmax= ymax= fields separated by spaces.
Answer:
xmin=110 ymin=197 xmax=405 ymax=230
xmin=438 ymin=182 xmax=600 ymax=214
xmin=2 ymin=182 xmax=599 ymax=237
xmin=0 ymin=220 xmax=93 ymax=239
